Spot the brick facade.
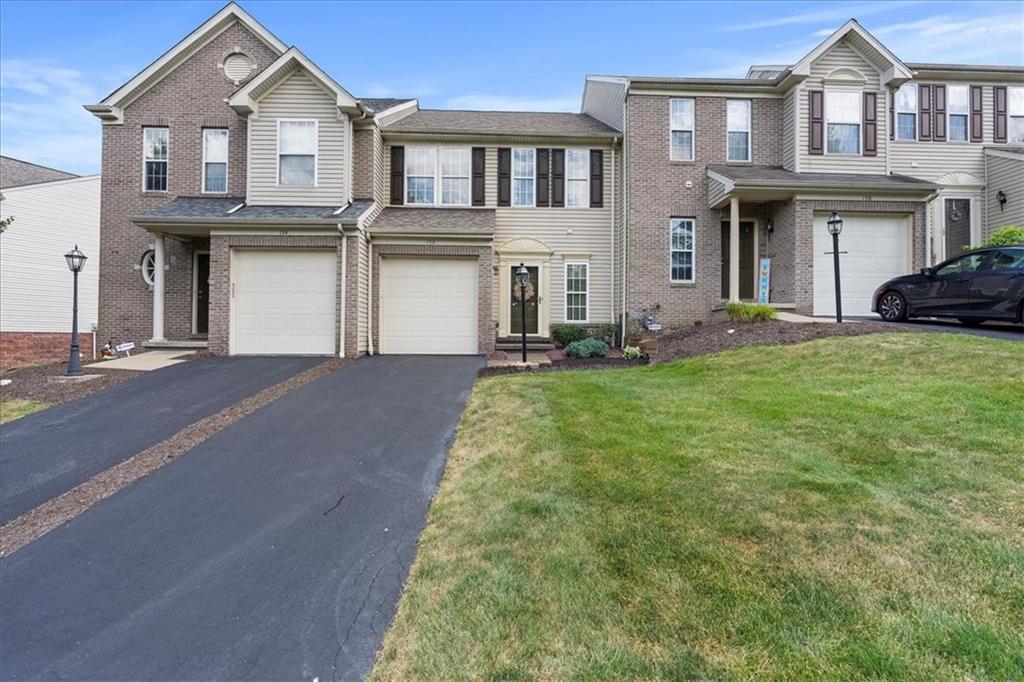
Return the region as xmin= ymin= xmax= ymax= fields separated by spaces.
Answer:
xmin=1 ymin=332 xmax=96 ymax=370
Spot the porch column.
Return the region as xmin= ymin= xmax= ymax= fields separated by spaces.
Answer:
xmin=152 ymin=233 xmax=165 ymax=341
xmin=728 ymin=196 xmax=740 ymax=302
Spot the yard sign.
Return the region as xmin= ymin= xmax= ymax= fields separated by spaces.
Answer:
xmin=758 ymin=258 xmax=771 ymax=304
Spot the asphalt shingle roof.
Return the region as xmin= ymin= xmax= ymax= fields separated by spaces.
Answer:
xmin=383 ymin=110 xmax=619 ymax=138
xmin=1 ymin=156 xmax=78 ymax=189
xmin=367 ymin=207 xmax=494 ymax=234
xmin=358 ymin=98 xmax=414 ymax=113
xmin=707 ymin=165 xmax=938 ymax=190
xmin=134 ymin=197 xmax=375 ymax=223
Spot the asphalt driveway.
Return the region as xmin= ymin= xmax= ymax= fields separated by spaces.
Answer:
xmin=1 ymin=356 xmax=321 ymax=524
xmin=0 ymin=355 xmax=482 ymax=681
xmin=848 ymin=316 xmax=1023 ymax=341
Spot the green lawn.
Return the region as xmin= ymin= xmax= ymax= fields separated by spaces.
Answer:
xmin=372 ymin=333 xmax=1024 ymax=681
xmin=0 ymin=398 xmax=48 ymax=424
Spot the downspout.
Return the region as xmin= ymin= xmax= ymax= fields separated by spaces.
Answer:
xmin=367 ymin=237 xmax=375 ymax=355
xmin=923 ymin=189 xmax=940 ymax=266
xmin=339 ymin=226 xmax=347 ymax=358
xmin=620 ymin=86 xmax=630 ymax=347
xmin=609 ymin=141 xmax=617 ymax=327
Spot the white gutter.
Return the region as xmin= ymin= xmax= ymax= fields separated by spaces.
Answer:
xmin=367 ymin=238 xmax=375 ymax=355
xmin=339 ymin=229 xmax=347 ymax=357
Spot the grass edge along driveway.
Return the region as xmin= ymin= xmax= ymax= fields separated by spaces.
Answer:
xmin=372 ymin=333 xmax=1024 ymax=680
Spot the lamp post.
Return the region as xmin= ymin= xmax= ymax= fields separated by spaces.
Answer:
xmin=515 ymin=263 xmax=530 ymax=363
xmin=64 ymin=245 xmax=87 ymax=376
xmin=826 ymin=212 xmax=843 ymax=323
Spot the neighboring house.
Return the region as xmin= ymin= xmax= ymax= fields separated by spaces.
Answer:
xmin=0 ymin=157 xmax=101 ymax=369
xmin=86 ymin=5 xmax=1023 ymax=357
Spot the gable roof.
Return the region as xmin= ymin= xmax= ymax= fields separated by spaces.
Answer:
xmin=359 ymin=98 xmax=416 ymax=114
xmin=383 ymin=110 xmax=620 ymax=139
xmin=790 ymin=19 xmax=913 ymax=86
xmin=85 ymin=2 xmax=286 ymax=124
xmin=0 ymin=156 xmax=78 ymax=189
xmin=227 ymin=46 xmax=362 ymax=116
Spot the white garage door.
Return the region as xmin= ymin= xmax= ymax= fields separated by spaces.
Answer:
xmin=379 ymin=258 xmax=478 ymax=354
xmin=232 ymin=250 xmax=336 ymax=355
xmin=813 ymin=214 xmax=910 ymax=316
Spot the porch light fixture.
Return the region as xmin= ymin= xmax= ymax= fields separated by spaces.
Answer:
xmin=996 ymin=190 xmax=1007 ymax=211
xmin=825 ymin=212 xmax=845 ymax=323
xmin=515 ymin=263 xmax=530 ymax=363
xmin=64 ymin=245 xmax=87 ymax=376
xmin=766 ymin=218 xmax=774 ymax=239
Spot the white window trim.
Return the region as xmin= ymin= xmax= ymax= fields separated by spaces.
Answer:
xmin=140 ymin=249 xmax=156 ymax=287
xmin=276 ymin=118 xmax=318 ymax=188
xmin=1010 ymin=86 xmax=1024 ymax=144
xmin=201 ymin=128 xmax=229 ymax=194
xmin=404 ymin=145 xmax=472 ymax=207
xmin=564 ymin=261 xmax=590 ymax=323
xmin=669 ymin=217 xmax=696 ymax=284
xmin=564 ymin=148 xmax=590 ymax=209
xmin=894 ymin=84 xmax=917 ymax=142
xmin=726 ymin=99 xmax=752 ymax=162
xmin=946 ymin=85 xmax=970 ymax=143
xmin=669 ymin=98 xmax=695 ymax=161
xmin=511 ymin=147 xmax=536 ymax=208
xmin=142 ymin=127 xmax=169 ymax=193
xmin=824 ymin=89 xmax=862 ymax=156
xmin=941 ymin=195 xmax=979 ymax=261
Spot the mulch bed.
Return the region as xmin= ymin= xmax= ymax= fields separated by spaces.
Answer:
xmin=480 ymin=356 xmax=648 ymax=378
xmin=650 ymin=319 xmax=917 ymax=364
xmin=0 ymin=357 xmax=350 ymax=558
xmin=0 ymin=361 xmax=144 ymax=405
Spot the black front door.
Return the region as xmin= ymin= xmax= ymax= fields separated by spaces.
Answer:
xmin=195 ymin=253 xmax=210 ymax=335
xmin=510 ymin=265 xmax=539 ymax=335
xmin=721 ymin=221 xmax=755 ymax=300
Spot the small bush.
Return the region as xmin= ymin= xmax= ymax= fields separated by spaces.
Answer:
xmin=550 ymin=324 xmax=588 ymax=347
xmin=622 ymin=345 xmax=647 ymax=360
xmin=565 ymin=338 xmax=610 ymax=358
xmin=964 ymin=226 xmax=1024 ymax=251
xmin=593 ymin=324 xmax=619 ymax=346
xmin=725 ymin=302 xmax=777 ymax=323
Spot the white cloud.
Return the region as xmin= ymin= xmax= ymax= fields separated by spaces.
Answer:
xmin=443 ymin=94 xmax=578 ymax=112
xmin=725 ymin=1 xmax=924 ymax=31
xmin=871 ymin=12 xmax=1024 ymax=63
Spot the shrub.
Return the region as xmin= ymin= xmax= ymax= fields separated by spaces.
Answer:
xmin=963 ymin=226 xmax=1024 ymax=251
xmin=550 ymin=324 xmax=588 ymax=347
xmin=565 ymin=338 xmax=609 ymax=358
xmin=592 ymin=324 xmax=619 ymax=346
xmin=622 ymin=345 xmax=647 ymax=360
xmin=725 ymin=302 xmax=777 ymax=323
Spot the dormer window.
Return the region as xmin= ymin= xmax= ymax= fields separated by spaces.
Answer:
xmin=895 ymin=84 xmax=917 ymax=141
xmin=825 ymin=90 xmax=861 ymax=155
xmin=947 ymin=85 xmax=969 ymax=142
xmin=277 ymin=119 xmax=317 ymax=186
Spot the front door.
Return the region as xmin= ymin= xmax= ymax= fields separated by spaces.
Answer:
xmin=194 ymin=252 xmax=210 ymax=335
xmin=721 ymin=221 xmax=755 ymax=300
xmin=944 ymin=198 xmax=972 ymax=257
xmin=510 ymin=265 xmax=539 ymax=335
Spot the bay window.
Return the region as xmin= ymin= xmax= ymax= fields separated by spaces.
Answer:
xmin=405 ymin=146 xmax=471 ymax=206
xmin=512 ymin=148 xmax=535 ymax=207
xmin=726 ymin=99 xmax=751 ymax=161
xmin=670 ymin=98 xmax=695 ymax=161
xmin=948 ymin=85 xmax=969 ymax=142
xmin=825 ymin=91 xmax=861 ymax=155
xmin=895 ymin=84 xmax=917 ymax=141
xmin=202 ymin=128 xmax=228 ymax=193
xmin=564 ymin=262 xmax=589 ymax=322
xmin=565 ymin=149 xmax=589 ymax=208
xmin=670 ymin=218 xmax=695 ymax=283
xmin=143 ymin=127 xmax=168 ymax=192
xmin=1008 ymin=86 xmax=1024 ymax=143
xmin=277 ymin=119 xmax=317 ymax=186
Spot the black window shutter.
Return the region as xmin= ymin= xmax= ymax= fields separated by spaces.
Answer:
xmin=497 ymin=147 xmax=511 ymax=207
xmin=863 ymin=92 xmax=877 ymax=157
xmin=471 ymin=147 xmax=486 ymax=206
xmin=933 ymin=85 xmax=947 ymax=141
xmin=589 ymin=149 xmax=604 ymax=207
xmin=389 ymin=146 xmax=404 ymax=205
xmin=970 ymin=86 xmax=983 ymax=143
xmin=994 ymin=86 xmax=1007 ymax=143
xmin=808 ymin=90 xmax=824 ymax=155
xmin=536 ymin=148 xmax=550 ymax=207
xmin=551 ymin=149 xmax=565 ymax=207
xmin=919 ymin=85 xmax=932 ymax=141
xmin=889 ymin=88 xmax=895 ymax=140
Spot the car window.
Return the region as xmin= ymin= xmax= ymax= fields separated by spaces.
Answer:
xmin=935 ymin=253 xmax=987 ymax=276
xmin=991 ymin=249 xmax=1024 ymax=271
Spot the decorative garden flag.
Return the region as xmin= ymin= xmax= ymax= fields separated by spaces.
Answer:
xmin=758 ymin=258 xmax=771 ymax=304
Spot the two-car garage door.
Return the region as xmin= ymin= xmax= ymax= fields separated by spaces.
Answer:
xmin=379 ymin=257 xmax=478 ymax=354
xmin=813 ymin=214 xmax=911 ymax=316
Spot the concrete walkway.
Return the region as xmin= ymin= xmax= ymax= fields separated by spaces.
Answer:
xmin=91 ymin=349 xmax=194 ymax=371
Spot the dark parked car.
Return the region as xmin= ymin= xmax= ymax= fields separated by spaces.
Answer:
xmin=872 ymin=245 xmax=1024 ymax=326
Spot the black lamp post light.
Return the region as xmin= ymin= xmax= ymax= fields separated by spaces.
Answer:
xmin=826 ymin=211 xmax=844 ymax=324
xmin=515 ymin=262 xmax=530 ymax=363
xmin=64 ymin=245 xmax=87 ymax=376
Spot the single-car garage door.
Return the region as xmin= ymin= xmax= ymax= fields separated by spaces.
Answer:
xmin=232 ymin=249 xmax=336 ymax=355
xmin=379 ymin=257 xmax=478 ymax=354
xmin=813 ymin=214 xmax=911 ymax=316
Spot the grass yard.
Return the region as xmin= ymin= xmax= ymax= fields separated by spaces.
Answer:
xmin=0 ymin=398 xmax=48 ymax=424
xmin=373 ymin=333 xmax=1024 ymax=681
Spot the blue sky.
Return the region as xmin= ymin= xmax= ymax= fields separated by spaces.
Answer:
xmin=2 ymin=0 xmax=1022 ymax=175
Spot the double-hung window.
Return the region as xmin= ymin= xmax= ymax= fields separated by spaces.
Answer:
xmin=405 ymin=147 xmax=471 ymax=206
xmin=670 ymin=218 xmax=695 ymax=282
xmin=202 ymin=128 xmax=229 ymax=193
xmin=1008 ymin=86 xmax=1024 ymax=143
xmin=670 ymin=98 xmax=695 ymax=161
xmin=565 ymin=149 xmax=589 ymax=208
xmin=726 ymin=100 xmax=751 ymax=161
xmin=564 ymin=262 xmax=589 ymax=322
xmin=405 ymin=147 xmax=436 ymax=204
xmin=143 ymin=127 xmax=168 ymax=192
xmin=439 ymin=148 xmax=470 ymax=205
xmin=947 ymin=85 xmax=969 ymax=141
xmin=895 ymin=83 xmax=917 ymax=141
xmin=512 ymin=148 xmax=535 ymax=207
xmin=278 ymin=120 xmax=317 ymax=186
xmin=825 ymin=91 xmax=861 ymax=154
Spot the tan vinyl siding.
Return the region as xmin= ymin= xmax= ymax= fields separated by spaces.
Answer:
xmin=246 ymin=70 xmax=350 ymax=206
xmin=707 ymin=176 xmax=728 ymax=207
xmin=582 ymin=78 xmax=627 ymax=132
xmin=795 ymin=40 xmax=887 ymax=174
xmin=357 ymin=235 xmax=368 ymax=353
xmin=985 ymin=153 xmax=1024 ymax=238
xmin=782 ymin=87 xmax=796 ymax=170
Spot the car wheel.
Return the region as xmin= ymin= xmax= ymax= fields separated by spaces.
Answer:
xmin=877 ymin=291 xmax=907 ymax=322
xmin=957 ymin=318 xmax=985 ymax=327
